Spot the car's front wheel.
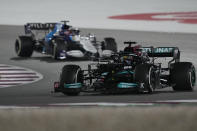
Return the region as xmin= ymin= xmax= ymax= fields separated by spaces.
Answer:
xmin=102 ymin=37 xmax=117 ymax=53
xmin=134 ymin=64 xmax=158 ymax=93
xmin=60 ymin=65 xmax=83 ymax=96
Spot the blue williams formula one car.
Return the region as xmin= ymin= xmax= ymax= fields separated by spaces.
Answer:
xmin=54 ymin=41 xmax=196 ymax=95
xmin=15 ymin=21 xmax=117 ymax=60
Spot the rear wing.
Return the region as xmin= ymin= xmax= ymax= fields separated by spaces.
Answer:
xmin=124 ymin=41 xmax=137 ymax=45
xmin=142 ymin=47 xmax=180 ymax=58
xmin=25 ymin=23 xmax=56 ymax=30
xmin=24 ymin=23 xmax=56 ymax=34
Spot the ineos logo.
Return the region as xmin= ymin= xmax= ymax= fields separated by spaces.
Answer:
xmin=109 ymin=12 xmax=197 ymax=24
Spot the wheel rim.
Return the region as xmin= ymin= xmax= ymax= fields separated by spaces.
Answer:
xmin=148 ymin=66 xmax=155 ymax=92
xmin=75 ymin=68 xmax=80 ymax=82
xmin=190 ymin=67 xmax=196 ymax=87
xmin=15 ymin=39 xmax=21 ymax=55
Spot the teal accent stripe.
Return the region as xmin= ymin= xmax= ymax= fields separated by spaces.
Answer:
xmin=101 ymin=72 xmax=108 ymax=76
xmin=117 ymin=82 xmax=137 ymax=88
xmin=117 ymin=71 xmax=134 ymax=75
xmin=64 ymin=83 xmax=82 ymax=88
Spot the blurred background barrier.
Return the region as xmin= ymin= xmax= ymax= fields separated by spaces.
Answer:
xmin=0 ymin=0 xmax=197 ymax=33
xmin=0 ymin=106 xmax=197 ymax=131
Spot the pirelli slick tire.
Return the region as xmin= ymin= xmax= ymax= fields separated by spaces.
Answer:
xmin=170 ymin=62 xmax=196 ymax=91
xmin=102 ymin=37 xmax=117 ymax=53
xmin=60 ymin=65 xmax=83 ymax=96
xmin=134 ymin=64 xmax=158 ymax=93
xmin=53 ymin=38 xmax=67 ymax=60
xmin=15 ymin=36 xmax=34 ymax=57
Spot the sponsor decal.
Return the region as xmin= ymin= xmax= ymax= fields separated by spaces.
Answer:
xmin=64 ymin=83 xmax=82 ymax=88
xmin=109 ymin=12 xmax=197 ymax=24
xmin=26 ymin=23 xmax=56 ymax=30
xmin=117 ymin=71 xmax=134 ymax=75
xmin=117 ymin=82 xmax=137 ymax=88
xmin=101 ymin=72 xmax=108 ymax=76
xmin=142 ymin=47 xmax=174 ymax=53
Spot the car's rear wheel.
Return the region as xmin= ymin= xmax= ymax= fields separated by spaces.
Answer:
xmin=15 ymin=36 xmax=34 ymax=57
xmin=102 ymin=37 xmax=117 ymax=53
xmin=60 ymin=65 xmax=83 ymax=96
xmin=134 ymin=64 xmax=158 ymax=93
xmin=170 ymin=62 xmax=196 ymax=91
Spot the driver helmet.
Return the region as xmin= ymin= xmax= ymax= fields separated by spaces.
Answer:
xmin=121 ymin=55 xmax=133 ymax=65
xmin=71 ymin=27 xmax=80 ymax=35
xmin=60 ymin=24 xmax=71 ymax=35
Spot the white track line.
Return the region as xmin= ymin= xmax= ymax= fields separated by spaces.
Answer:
xmin=0 ymin=106 xmax=40 ymax=109
xmin=49 ymin=100 xmax=197 ymax=107
xmin=1 ymin=101 xmax=197 ymax=109
xmin=157 ymin=100 xmax=197 ymax=103
xmin=49 ymin=103 xmax=154 ymax=106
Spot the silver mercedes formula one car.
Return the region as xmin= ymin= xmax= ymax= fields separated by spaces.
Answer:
xmin=54 ymin=41 xmax=196 ymax=95
xmin=15 ymin=21 xmax=117 ymax=60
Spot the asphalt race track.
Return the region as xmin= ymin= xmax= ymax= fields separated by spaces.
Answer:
xmin=0 ymin=25 xmax=197 ymax=105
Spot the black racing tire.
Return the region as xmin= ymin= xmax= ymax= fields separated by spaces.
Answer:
xmin=60 ymin=65 xmax=83 ymax=96
xmin=102 ymin=37 xmax=117 ymax=53
xmin=134 ymin=64 xmax=158 ymax=93
xmin=170 ymin=62 xmax=196 ymax=91
xmin=15 ymin=36 xmax=34 ymax=57
xmin=53 ymin=38 xmax=67 ymax=60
